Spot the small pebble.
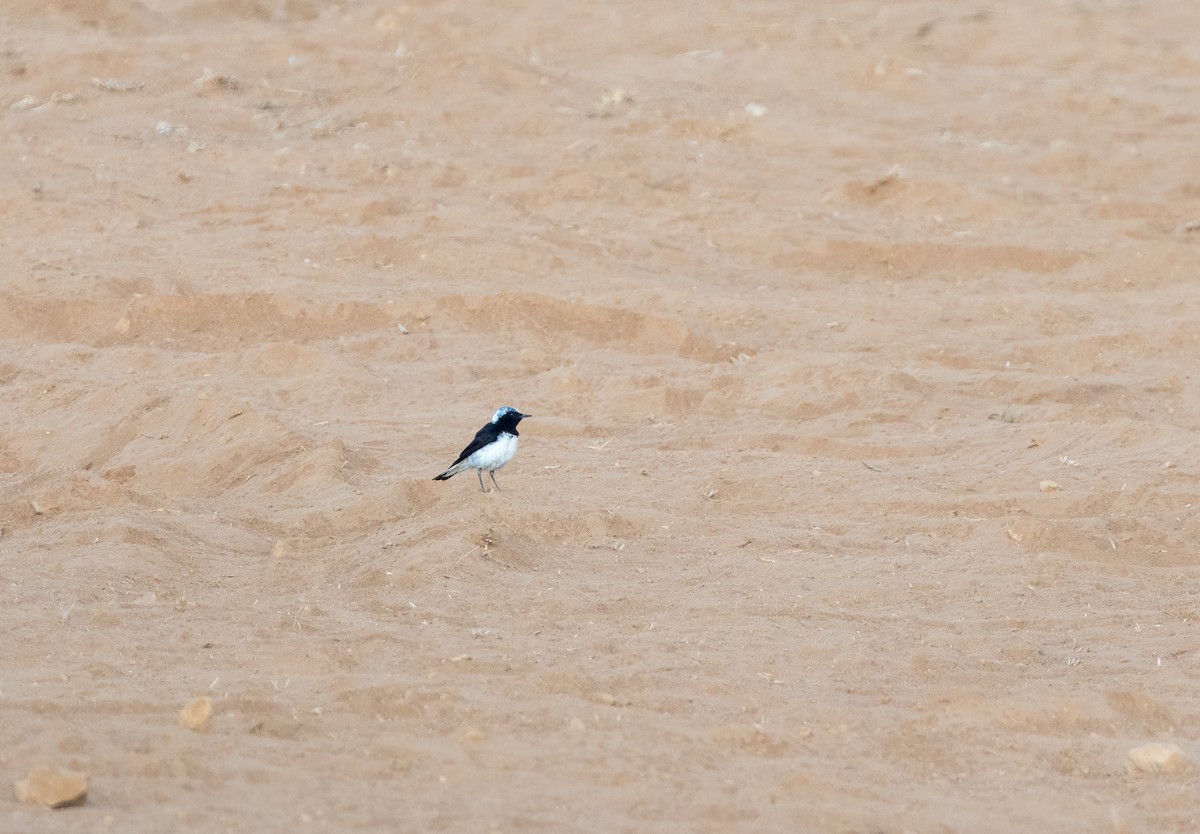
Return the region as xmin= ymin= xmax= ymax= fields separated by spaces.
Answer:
xmin=179 ymin=696 xmax=214 ymax=731
xmin=14 ymin=768 xmax=88 ymax=808
xmin=1126 ymin=742 xmax=1189 ymax=774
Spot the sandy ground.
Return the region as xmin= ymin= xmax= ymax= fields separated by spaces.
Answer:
xmin=2 ymin=1 xmax=1199 ymax=831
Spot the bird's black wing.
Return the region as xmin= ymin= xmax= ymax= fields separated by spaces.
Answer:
xmin=448 ymin=423 xmax=499 ymax=466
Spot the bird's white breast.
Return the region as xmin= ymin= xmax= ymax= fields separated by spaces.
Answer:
xmin=468 ymin=432 xmax=518 ymax=471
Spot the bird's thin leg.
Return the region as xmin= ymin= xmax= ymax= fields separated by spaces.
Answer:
xmin=477 ymin=470 xmax=487 ymax=492
xmin=490 ymin=471 xmax=502 ymax=492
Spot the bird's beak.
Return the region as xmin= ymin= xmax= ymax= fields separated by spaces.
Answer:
xmin=523 ymin=413 xmax=533 ymax=418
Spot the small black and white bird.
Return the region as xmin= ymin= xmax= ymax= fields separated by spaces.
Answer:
xmin=433 ymin=407 xmax=531 ymax=492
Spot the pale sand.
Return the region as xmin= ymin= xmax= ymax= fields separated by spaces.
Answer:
xmin=2 ymin=2 xmax=1198 ymax=831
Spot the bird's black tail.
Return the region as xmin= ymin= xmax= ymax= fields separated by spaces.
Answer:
xmin=434 ymin=459 xmax=471 ymax=482
xmin=433 ymin=465 xmax=461 ymax=481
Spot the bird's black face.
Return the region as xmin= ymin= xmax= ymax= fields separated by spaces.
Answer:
xmin=492 ymin=407 xmax=530 ymax=433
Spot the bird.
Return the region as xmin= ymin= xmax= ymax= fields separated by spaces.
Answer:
xmin=433 ymin=407 xmax=531 ymax=492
